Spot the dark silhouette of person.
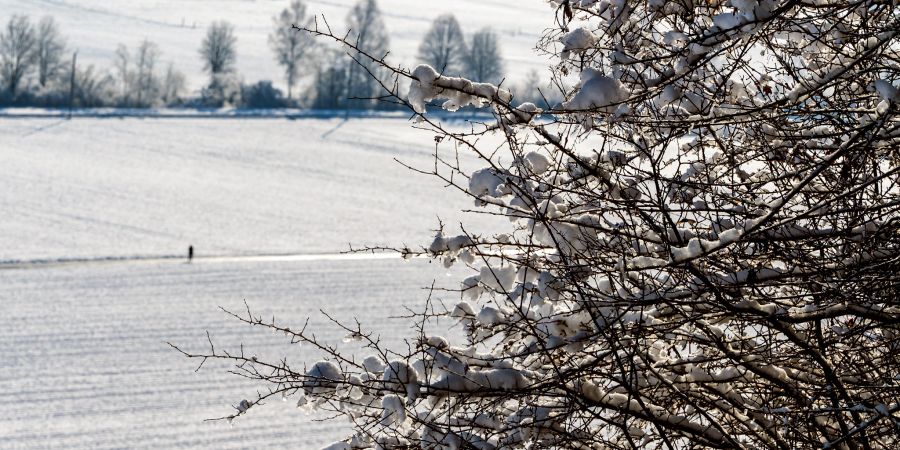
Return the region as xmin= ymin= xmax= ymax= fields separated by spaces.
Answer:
xmin=188 ymin=245 xmax=194 ymax=263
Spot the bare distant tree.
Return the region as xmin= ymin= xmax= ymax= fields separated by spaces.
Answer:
xmin=0 ymin=15 xmax=36 ymax=99
xmin=160 ymin=63 xmax=185 ymax=105
xmin=134 ymin=39 xmax=160 ymax=107
xmin=518 ymin=68 xmax=541 ymax=102
xmin=114 ymin=44 xmax=132 ymax=106
xmin=311 ymin=48 xmax=349 ymax=109
xmin=62 ymin=61 xmax=115 ymax=108
xmin=465 ymin=27 xmax=503 ymax=83
xmin=76 ymin=67 xmax=115 ymax=108
xmin=418 ymin=13 xmax=467 ymax=76
xmin=269 ymin=0 xmax=317 ymax=100
xmin=113 ymin=41 xmax=175 ymax=107
xmin=200 ymin=21 xmax=237 ymax=77
xmin=516 ymin=68 xmax=558 ymax=109
xmin=34 ymin=16 xmax=65 ymax=88
xmin=344 ymin=0 xmax=389 ymax=109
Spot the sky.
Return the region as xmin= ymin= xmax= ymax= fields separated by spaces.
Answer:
xmin=0 ymin=0 xmax=553 ymax=93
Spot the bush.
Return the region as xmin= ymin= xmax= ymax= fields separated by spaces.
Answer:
xmin=199 ymin=72 xmax=242 ymax=108
xmin=240 ymin=80 xmax=287 ymax=109
xmin=177 ymin=2 xmax=900 ymax=449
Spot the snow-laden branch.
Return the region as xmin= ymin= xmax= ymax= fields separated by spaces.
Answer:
xmin=177 ymin=1 xmax=900 ymax=449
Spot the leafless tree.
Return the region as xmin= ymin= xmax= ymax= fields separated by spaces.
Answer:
xmin=113 ymin=40 xmax=171 ymax=107
xmin=134 ymin=39 xmax=160 ymax=107
xmin=114 ymin=44 xmax=133 ymax=106
xmin=465 ymin=27 xmax=503 ymax=83
xmin=177 ymin=1 xmax=900 ymax=449
xmin=65 ymin=63 xmax=115 ymax=108
xmin=0 ymin=15 xmax=36 ymax=99
xmin=515 ymin=68 xmax=549 ymax=109
xmin=200 ymin=21 xmax=237 ymax=77
xmin=269 ymin=0 xmax=317 ymax=101
xmin=34 ymin=16 xmax=66 ymax=88
xmin=311 ymin=47 xmax=349 ymax=109
xmin=160 ymin=63 xmax=186 ymax=106
xmin=199 ymin=21 xmax=239 ymax=107
xmin=344 ymin=0 xmax=389 ymax=109
xmin=418 ymin=13 xmax=468 ymax=77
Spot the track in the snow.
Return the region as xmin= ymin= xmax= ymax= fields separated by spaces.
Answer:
xmin=0 ymin=251 xmax=403 ymax=271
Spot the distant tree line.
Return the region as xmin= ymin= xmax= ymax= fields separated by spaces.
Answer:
xmin=0 ymin=0 xmax=527 ymax=110
xmin=0 ymin=14 xmax=186 ymax=108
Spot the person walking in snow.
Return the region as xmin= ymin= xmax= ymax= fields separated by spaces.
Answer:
xmin=188 ymin=245 xmax=194 ymax=263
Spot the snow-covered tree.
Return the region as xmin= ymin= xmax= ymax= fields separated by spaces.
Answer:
xmin=134 ymin=39 xmax=160 ymax=107
xmin=343 ymin=0 xmax=389 ymax=109
xmin=200 ymin=21 xmax=237 ymax=77
xmin=160 ymin=63 xmax=186 ymax=106
xmin=34 ymin=16 xmax=66 ymax=88
xmin=310 ymin=48 xmax=350 ymax=109
xmin=199 ymin=21 xmax=239 ymax=107
xmin=465 ymin=27 xmax=503 ymax=83
xmin=201 ymin=72 xmax=242 ymax=107
xmin=418 ymin=13 xmax=468 ymax=77
xmin=64 ymin=62 xmax=115 ymax=108
xmin=269 ymin=0 xmax=317 ymax=100
xmin=0 ymin=15 xmax=36 ymax=100
xmin=177 ymin=1 xmax=900 ymax=448
xmin=113 ymin=40 xmax=176 ymax=108
xmin=114 ymin=44 xmax=133 ymax=106
xmin=514 ymin=68 xmax=554 ymax=110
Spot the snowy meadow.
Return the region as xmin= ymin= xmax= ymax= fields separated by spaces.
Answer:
xmin=0 ymin=0 xmax=537 ymax=446
xmin=4 ymin=0 xmax=899 ymax=448
xmin=0 ymin=117 xmax=494 ymax=448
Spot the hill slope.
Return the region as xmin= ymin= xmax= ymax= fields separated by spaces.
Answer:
xmin=0 ymin=0 xmax=551 ymax=93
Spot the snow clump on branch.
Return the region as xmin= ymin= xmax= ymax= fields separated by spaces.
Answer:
xmin=407 ymin=64 xmax=512 ymax=114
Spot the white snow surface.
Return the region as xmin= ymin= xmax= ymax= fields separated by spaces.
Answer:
xmin=0 ymin=0 xmax=549 ymax=91
xmin=0 ymin=116 xmax=496 ymax=448
xmin=0 ymin=117 xmax=499 ymax=261
xmin=0 ymin=256 xmax=461 ymax=449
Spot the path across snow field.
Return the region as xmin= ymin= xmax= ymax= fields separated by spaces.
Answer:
xmin=0 ymin=250 xmax=403 ymax=271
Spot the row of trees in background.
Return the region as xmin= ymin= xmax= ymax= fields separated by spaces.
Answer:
xmin=1 ymin=16 xmax=69 ymax=106
xmin=0 ymin=14 xmax=188 ymax=108
xmin=418 ymin=14 xmax=503 ymax=83
xmin=0 ymin=0 xmax=523 ymax=110
xmin=115 ymin=41 xmax=186 ymax=108
xmin=308 ymin=0 xmax=391 ymax=110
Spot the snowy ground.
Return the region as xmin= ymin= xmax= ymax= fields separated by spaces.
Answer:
xmin=0 ymin=117 xmax=498 ymax=262
xmin=0 ymin=117 xmax=498 ymax=448
xmin=0 ymin=0 xmax=551 ymax=91
xmin=1 ymin=257 xmax=463 ymax=449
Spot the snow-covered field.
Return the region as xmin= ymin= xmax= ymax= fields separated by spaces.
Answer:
xmin=1 ymin=257 xmax=461 ymax=449
xmin=0 ymin=0 xmax=550 ymax=91
xmin=0 ymin=117 xmax=497 ymax=261
xmin=0 ymin=117 xmax=496 ymax=448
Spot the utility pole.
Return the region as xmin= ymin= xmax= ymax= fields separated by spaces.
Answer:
xmin=68 ymin=51 xmax=77 ymax=119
